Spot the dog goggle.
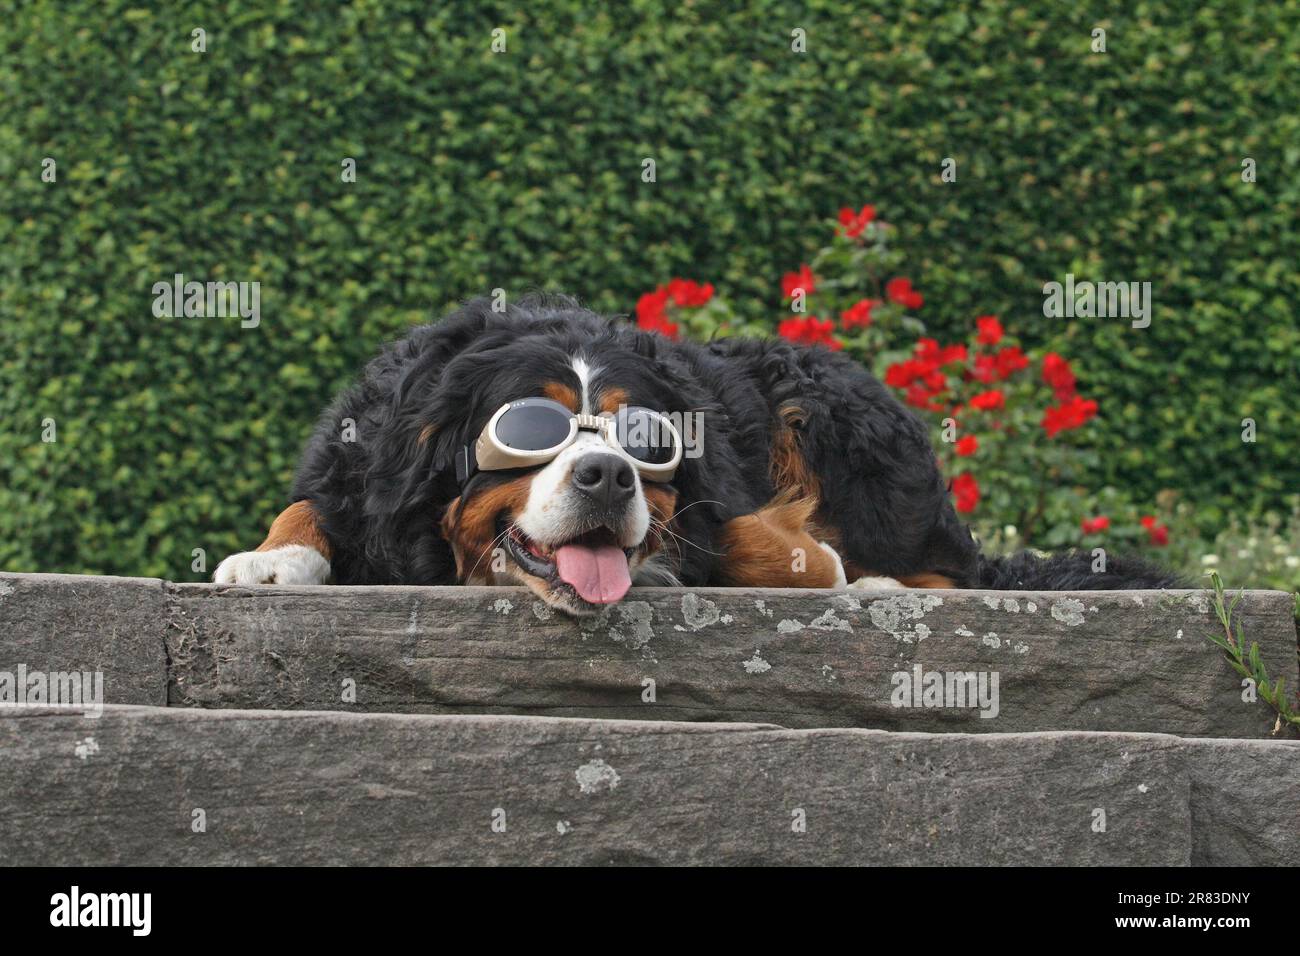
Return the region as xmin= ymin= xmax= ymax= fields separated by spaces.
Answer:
xmin=455 ymin=397 xmax=683 ymax=485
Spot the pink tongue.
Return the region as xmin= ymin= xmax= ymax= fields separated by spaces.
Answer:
xmin=555 ymin=543 xmax=632 ymax=604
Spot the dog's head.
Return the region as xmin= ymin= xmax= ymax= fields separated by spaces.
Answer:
xmin=413 ymin=299 xmax=703 ymax=615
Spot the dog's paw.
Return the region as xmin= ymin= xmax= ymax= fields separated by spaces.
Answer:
xmin=847 ymin=575 xmax=903 ymax=591
xmin=817 ymin=541 xmax=848 ymax=588
xmin=213 ymin=545 xmax=330 ymax=585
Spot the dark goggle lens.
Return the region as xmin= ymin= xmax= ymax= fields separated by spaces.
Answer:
xmin=615 ymin=408 xmax=676 ymax=465
xmin=494 ymin=401 xmax=572 ymax=451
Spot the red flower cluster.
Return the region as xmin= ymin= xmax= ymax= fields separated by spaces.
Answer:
xmin=969 ymin=389 xmax=1005 ymax=411
xmin=841 ymin=298 xmax=879 ymax=330
xmin=885 ymin=338 xmax=967 ymax=410
xmin=1037 ymin=352 xmax=1097 ymax=438
xmin=838 ymin=204 xmax=876 ymax=238
xmin=878 ymin=313 xmax=1106 ymax=519
xmin=951 ymin=472 xmax=979 ymax=513
xmin=777 ymin=316 xmax=841 ymax=350
xmin=976 ymin=315 xmax=1003 ymax=345
xmin=667 ymin=278 xmax=714 ymax=307
xmin=636 ymin=287 xmax=678 ymax=338
xmin=1041 ymin=394 xmax=1098 ymax=437
xmin=973 ymin=345 xmax=1029 ymax=383
xmin=782 ymin=265 xmax=817 ymax=300
xmin=916 ymin=337 xmax=968 ymax=366
xmin=1140 ymin=515 xmax=1170 ymax=547
xmin=885 ymin=277 xmax=923 ymax=310
xmin=635 ymin=278 xmax=715 ymax=339
xmin=1041 ymin=352 xmax=1076 ymax=398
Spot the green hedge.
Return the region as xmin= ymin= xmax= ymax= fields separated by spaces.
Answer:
xmin=2 ymin=0 xmax=1297 ymax=578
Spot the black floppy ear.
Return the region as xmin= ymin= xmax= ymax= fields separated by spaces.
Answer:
xmin=357 ymin=300 xmax=509 ymax=522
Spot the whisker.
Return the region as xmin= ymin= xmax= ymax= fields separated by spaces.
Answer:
xmin=651 ymin=517 xmax=723 ymax=557
xmin=465 ymin=521 xmax=516 ymax=582
xmin=664 ymin=499 xmax=727 ymax=523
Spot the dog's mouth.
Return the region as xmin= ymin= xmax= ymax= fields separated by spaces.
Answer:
xmin=502 ymin=522 xmax=637 ymax=610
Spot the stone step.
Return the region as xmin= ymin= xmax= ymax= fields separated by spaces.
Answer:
xmin=1 ymin=705 xmax=1295 ymax=865
xmin=2 ymin=572 xmax=1295 ymax=737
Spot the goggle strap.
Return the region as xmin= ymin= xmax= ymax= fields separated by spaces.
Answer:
xmin=455 ymin=444 xmax=476 ymax=484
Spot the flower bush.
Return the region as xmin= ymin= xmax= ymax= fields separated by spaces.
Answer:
xmin=633 ymin=204 xmax=1176 ymax=557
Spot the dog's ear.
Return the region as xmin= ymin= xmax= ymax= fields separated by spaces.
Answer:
xmin=361 ymin=301 xmax=509 ymax=523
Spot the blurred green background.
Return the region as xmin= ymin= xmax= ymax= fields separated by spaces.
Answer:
xmin=1 ymin=0 xmax=1297 ymax=584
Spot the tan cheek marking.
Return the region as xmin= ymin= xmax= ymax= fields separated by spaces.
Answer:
xmin=543 ymin=382 xmax=579 ymax=412
xmin=598 ymin=387 xmax=629 ymax=414
xmin=640 ymin=485 xmax=678 ymax=561
xmin=441 ymin=476 xmax=534 ymax=580
xmin=257 ymin=501 xmax=332 ymax=560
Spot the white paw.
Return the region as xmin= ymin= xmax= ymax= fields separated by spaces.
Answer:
xmin=213 ymin=545 xmax=331 ymax=585
xmin=818 ymin=541 xmax=847 ymax=588
xmin=847 ymin=575 xmax=904 ymax=591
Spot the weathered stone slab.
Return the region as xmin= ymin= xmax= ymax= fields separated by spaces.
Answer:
xmin=1185 ymin=736 xmax=1300 ymax=866
xmin=0 ymin=706 xmax=1209 ymax=866
xmin=0 ymin=572 xmax=167 ymax=707
xmin=163 ymin=582 xmax=1297 ymax=738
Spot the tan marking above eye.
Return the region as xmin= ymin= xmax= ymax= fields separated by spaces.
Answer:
xmin=542 ymin=382 xmax=579 ymax=412
xmin=599 ymin=387 xmax=629 ymax=414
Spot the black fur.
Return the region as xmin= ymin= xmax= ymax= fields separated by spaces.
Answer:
xmin=978 ymin=551 xmax=1185 ymax=590
xmin=289 ymin=294 xmax=1178 ymax=591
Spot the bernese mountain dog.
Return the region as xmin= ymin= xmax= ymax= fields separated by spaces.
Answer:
xmin=215 ymin=294 xmax=1180 ymax=614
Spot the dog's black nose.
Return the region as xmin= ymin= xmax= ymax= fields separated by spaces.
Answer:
xmin=571 ymin=454 xmax=635 ymax=510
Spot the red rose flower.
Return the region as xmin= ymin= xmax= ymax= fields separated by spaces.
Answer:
xmin=636 ymin=287 xmax=679 ymax=339
xmin=778 ymin=316 xmax=841 ymax=350
xmin=994 ymin=345 xmax=1029 ymax=378
xmin=1139 ymin=516 xmax=1169 ymax=546
xmin=969 ymin=389 xmax=1006 ymax=411
xmin=885 ymin=357 xmax=935 ymax=388
xmin=782 ymin=264 xmax=817 ymax=300
xmin=951 ymin=472 xmax=980 ymax=513
xmin=904 ymin=384 xmax=945 ymax=412
xmin=841 ymin=298 xmax=879 ymax=329
xmin=666 ymin=278 xmax=714 ymax=307
xmin=976 ymin=315 xmax=1003 ymax=345
xmin=1042 ymin=352 xmax=1076 ymax=398
xmin=955 ymin=435 xmax=978 ymax=456
xmin=838 ymin=204 xmax=877 ymax=238
xmin=886 ymin=277 xmax=924 ymax=310
xmin=1041 ymin=395 xmax=1098 ymax=437
xmin=1081 ymin=516 xmax=1110 ymax=534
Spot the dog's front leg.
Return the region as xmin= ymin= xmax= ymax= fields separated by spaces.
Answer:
xmin=213 ymin=500 xmax=332 ymax=585
xmin=714 ymin=498 xmax=849 ymax=589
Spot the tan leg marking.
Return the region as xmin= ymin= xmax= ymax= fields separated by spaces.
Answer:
xmin=716 ymin=497 xmax=844 ymax=588
xmin=256 ymin=500 xmax=332 ymax=560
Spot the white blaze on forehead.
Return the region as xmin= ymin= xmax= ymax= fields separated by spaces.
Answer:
xmin=570 ymin=355 xmax=602 ymax=415
xmin=511 ymin=354 xmax=648 ymax=552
